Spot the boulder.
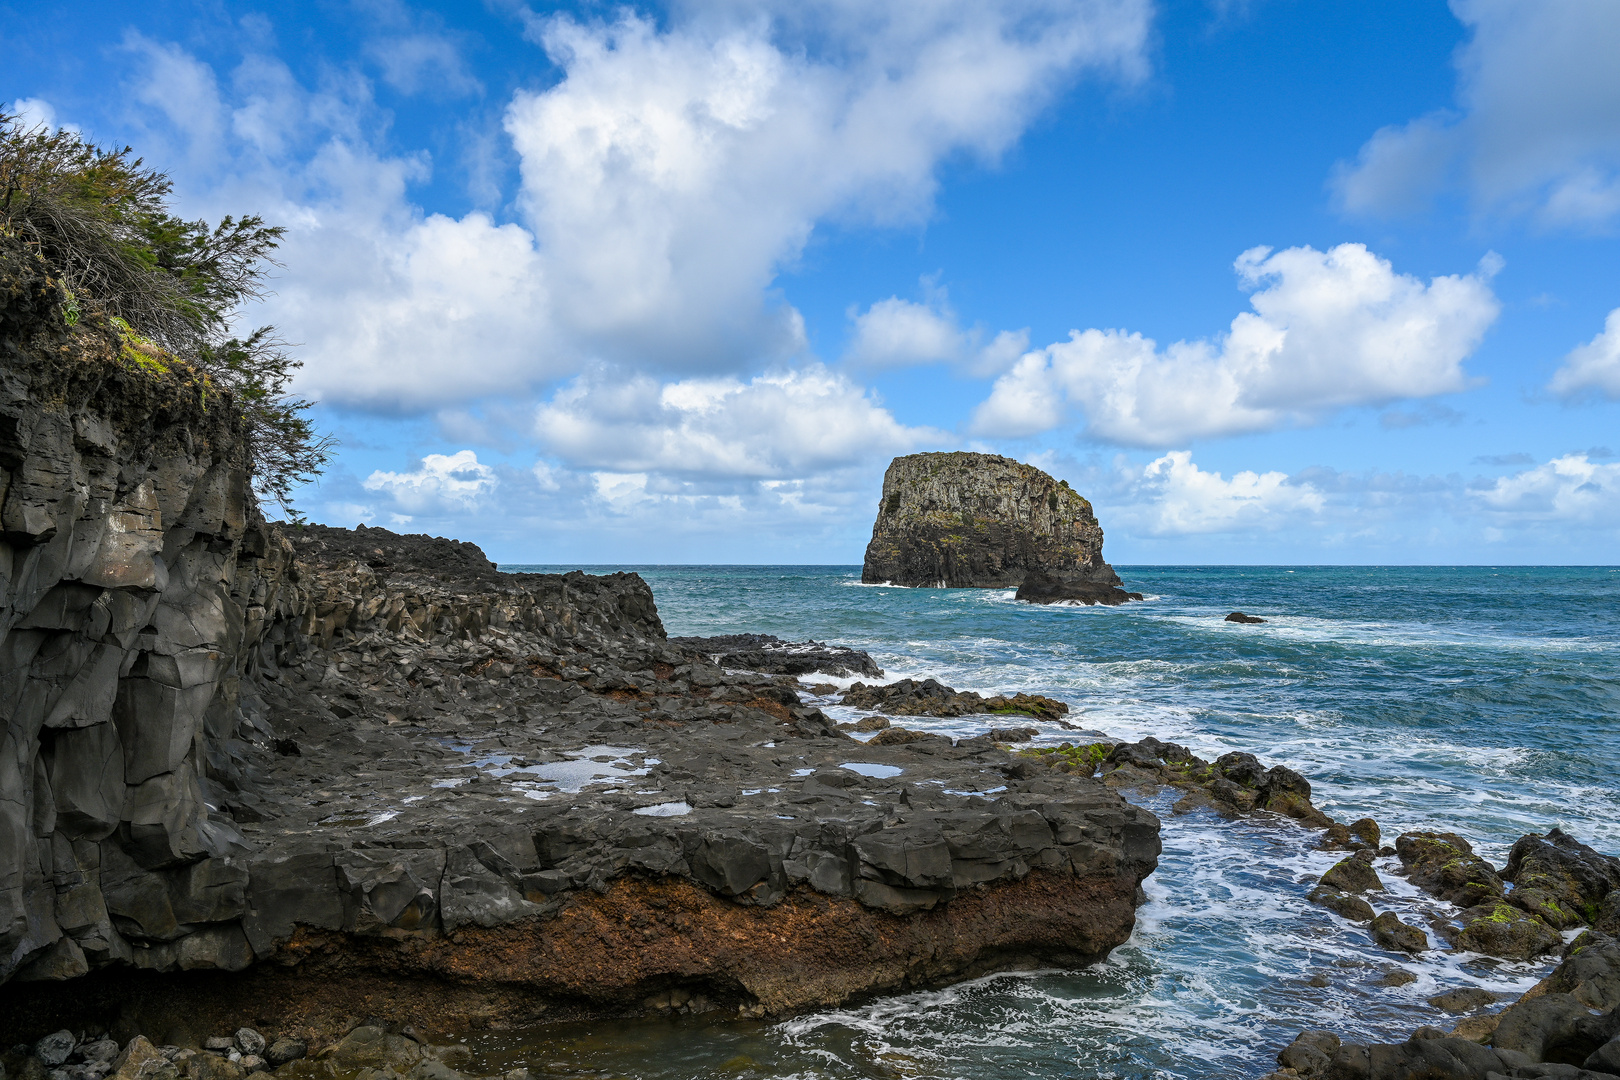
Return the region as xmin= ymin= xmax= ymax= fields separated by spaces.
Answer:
xmin=1586 ymin=1037 xmax=1620 ymax=1074
xmin=35 ymin=1034 xmax=76 ymax=1068
xmin=111 ymin=1038 xmax=174 ymax=1080
xmin=1224 ymin=612 xmax=1266 ymax=624
xmin=263 ymin=1041 xmax=306 ymax=1068
xmin=1278 ymin=1030 xmax=1341 ymax=1077
xmin=1322 ymin=857 xmax=1383 ymax=894
xmin=1429 ymin=987 xmax=1499 ymax=1013
xmin=1370 ymin=912 xmax=1428 ymax=954
xmin=1536 ymin=934 xmax=1620 ymax=1011
xmin=1309 ymin=886 xmax=1375 ymax=923
xmin=321 ymin=1028 xmax=424 ymax=1073
xmin=1506 ymin=829 xmax=1620 ymax=929
xmin=1493 ymin=993 xmax=1615 ymax=1064
xmin=1395 ymin=831 xmax=1507 ymax=907
xmin=1455 ymin=901 xmax=1563 ymax=960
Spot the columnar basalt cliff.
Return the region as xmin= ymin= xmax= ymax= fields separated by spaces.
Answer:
xmin=860 ymin=452 xmax=1139 ymax=603
xmin=1 ymin=249 xmax=1162 ymax=1042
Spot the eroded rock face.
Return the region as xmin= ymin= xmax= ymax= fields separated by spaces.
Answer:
xmin=861 ymin=453 xmax=1129 ymax=595
xmin=2 ymin=241 xmax=294 ymax=985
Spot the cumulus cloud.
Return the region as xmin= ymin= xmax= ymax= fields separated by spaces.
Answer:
xmin=1333 ymin=0 xmax=1620 ymax=227
xmin=844 ymin=293 xmax=1028 ymax=374
xmin=11 ymin=97 xmax=66 ymax=132
xmin=971 ymin=243 xmax=1500 ymax=446
xmin=1473 ymin=453 xmax=1620 ymax=523
xmin=1112 ymin=451 xmax=1325 ymax=535
xmin=534 ymin=364 xmax=944 ymax=478
xmin=1549 ymin=307 xmax=1620 ymax=400
xmin=363 ymin=450 xmax=499 ymax=512
xmin=117 ymin=3 xmax=1150 ymax=412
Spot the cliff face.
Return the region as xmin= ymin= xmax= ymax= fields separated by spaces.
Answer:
xmin=861 ymin=452 xmax=1124 ymax=591
xmin=1 ymin=236 xmax=300 ymax=982
xmin=1 ymin=247 xmax=1160 ymax=1039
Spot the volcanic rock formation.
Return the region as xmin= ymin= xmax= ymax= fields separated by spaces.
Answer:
xmin=860 ymin=452 xmax=1138 ymax=603
xmin=0 ymin=256 xmax=1163 ymax=1040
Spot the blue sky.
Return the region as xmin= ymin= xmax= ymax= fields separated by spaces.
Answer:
xmin=7 ymin=0 xmax=1620 ymax=564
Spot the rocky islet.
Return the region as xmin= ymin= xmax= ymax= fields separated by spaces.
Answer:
xmin=860 ymin=451 xmax=1140 ymax=604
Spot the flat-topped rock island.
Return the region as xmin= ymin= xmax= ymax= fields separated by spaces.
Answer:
xmin=861 ymin=452 xmax=1142 ymax=604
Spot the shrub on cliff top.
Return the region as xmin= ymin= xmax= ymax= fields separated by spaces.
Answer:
xmin=0 ymin=106 xmax=331 ymax=516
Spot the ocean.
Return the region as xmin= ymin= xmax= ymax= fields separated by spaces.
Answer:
xmin=483 ymin=565 xmax=1620 ymax=1080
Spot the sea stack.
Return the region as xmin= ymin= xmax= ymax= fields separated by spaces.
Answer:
xmin=861 ymin=452 xmax=1140 ymax=604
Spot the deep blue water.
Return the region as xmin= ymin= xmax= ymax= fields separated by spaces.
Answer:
xmin=487 ymin=565 xmax=1620 ymax=1080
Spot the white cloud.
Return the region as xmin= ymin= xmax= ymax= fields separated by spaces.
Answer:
xmin=1333 ymin=0 xmax=1620 ymax=227
xmin=971 ymin=243 xmax=1501 ymax=446
xmin=535 ymin=364 xmax=944 ymax=478
xmin=503 ymin=2 xmax=1147 ymax=372
xmin=1549 ymin=307 xmax=1620 ymax=400
xmin=366 ymin=34 xmax=481 ymax=98
xmin=115 ymin=4 xmax=1150 ymax=412
xmin=1474 ymin=453 xmax=1620 ymax=523
xmin=844 ymin=293 xmax=1029 ymax=374
xmin=11 ymin=97 xmax=66 ymax=132
xmin=363 ymin=450 xmax=499 ymax=512
xmin=1112 ymin=451 xmax=1325 ymax=535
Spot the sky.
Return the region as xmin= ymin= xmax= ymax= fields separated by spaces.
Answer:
xmin=6 ymin=0 xmax=1620 ymax=565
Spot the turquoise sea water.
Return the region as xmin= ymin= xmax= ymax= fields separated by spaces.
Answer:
xmin=488 ymin=565 xmax=1620 ymax=1080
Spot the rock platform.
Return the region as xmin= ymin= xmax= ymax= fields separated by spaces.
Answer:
xmin=1 ymin=251 xmax=1161 ymax=1044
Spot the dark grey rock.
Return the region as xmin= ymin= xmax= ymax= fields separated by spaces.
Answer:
xmin=668 ymin=634 xmax=882 ymax=679
xmin=1371 ymin=911 xmax=1428 ymax=953
xmin=1322 ymin=857 xmax=1383 ymax=894
xmin=76 ymin=1042 xmax=119 ymax=1066
xmin=1279 ymin=1030 xmax=1341 ymax=1077
xmin=1309 ymin=886 xmax=1376 ymax=923
xmin=262 ymin=1040 xmax=304 ymax=1068
xmin=1429 ymin=987 xmax=1500 ymax=1013
xmin=35 ymin=1033 xmax=76 ymax=1068
xmin=1494 ymin=993 xmax=1614 ymax=1063
xmin=1585 ymin=1036 xmax=1620 ymax=1074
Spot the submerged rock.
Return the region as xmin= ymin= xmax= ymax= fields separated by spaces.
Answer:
xmin=667 ymin=634 xmax=883 ymax=679
xmin=860 ymin=452 xmax=1132 ymax=598
xmin=1024 ymin=739 xmax=1340 ymax=833
xmin=1309 ymin=886 xmax=1376 ymax=923
xmin=840 ymin=678 xmax=1070 ymax=722
xmin=1013 ymin=570 xmax=1143 ymax=607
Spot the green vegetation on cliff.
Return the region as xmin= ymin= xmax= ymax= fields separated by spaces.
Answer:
xmin=0 ymin=107 xmax=330 ymax=514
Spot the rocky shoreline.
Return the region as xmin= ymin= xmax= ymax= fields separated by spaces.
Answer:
xmin=5 ymin=257 xmax=1616 ymax=1078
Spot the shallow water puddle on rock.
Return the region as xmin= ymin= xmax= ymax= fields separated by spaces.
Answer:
xmin=840 ymin=762 xmax=902 ymax=778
